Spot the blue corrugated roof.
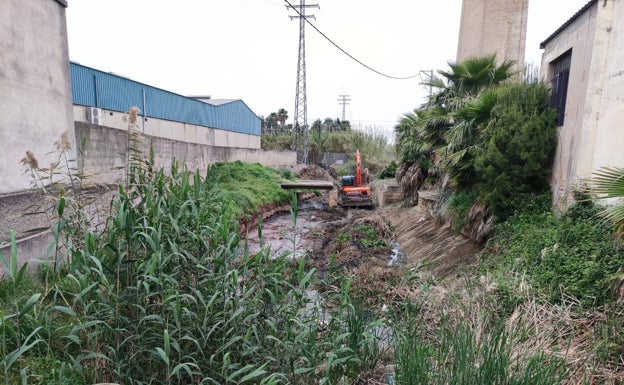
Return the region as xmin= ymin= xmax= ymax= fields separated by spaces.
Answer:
xmin=70 ymin=62 xmax=260 ymax=136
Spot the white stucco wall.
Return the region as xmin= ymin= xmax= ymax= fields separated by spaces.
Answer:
xmin=541 ymin=0 xmax=624 ymax=209
xmin=591 ymin=0 xmax=624 ymax=172
xmin=73 ymin=105 xmax=261 ymax=149
xmin=0 ymin=0 xmax=75 ymax=194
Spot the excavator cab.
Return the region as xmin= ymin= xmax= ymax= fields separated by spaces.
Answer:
xmin=338 ymin=151 xmax=374 ymax=208
xmin=341 ymin=175 xmax=355 ymax=187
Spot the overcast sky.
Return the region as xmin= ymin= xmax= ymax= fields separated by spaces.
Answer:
xmin=66 ymin=0 xmax=588 ymax=134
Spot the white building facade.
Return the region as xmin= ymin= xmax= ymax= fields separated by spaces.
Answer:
xmin=0 ymin=0 xmax=75 ymax=194
xmin=540 ymin=0 xmax=624 ymax=209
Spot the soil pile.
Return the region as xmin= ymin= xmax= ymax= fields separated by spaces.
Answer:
xmin=297 ymin=165 xmax=336 ymax=182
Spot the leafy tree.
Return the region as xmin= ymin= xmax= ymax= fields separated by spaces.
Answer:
xmin=315 ymin=118 xmax=350 ymax=133
xmin=394 ymin=55 xmax=562 ymax=233
xmin=262 ymin=109 xmax=291 ymax=135
xmin=425 ymin=55 xmax=516 ymax=189
xmin=262 ymin=112 xmax=278 ymax=134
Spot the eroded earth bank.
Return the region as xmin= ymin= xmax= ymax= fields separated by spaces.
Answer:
xmin=245 ymin=166 xmax=481 ymax=308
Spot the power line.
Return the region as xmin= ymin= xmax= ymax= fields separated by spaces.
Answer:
xmin=283 ymin=0 xmax=421 ymax=80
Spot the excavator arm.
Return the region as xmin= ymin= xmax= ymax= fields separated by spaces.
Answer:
xmin=339 ymin=150 xmax=373 ymax=208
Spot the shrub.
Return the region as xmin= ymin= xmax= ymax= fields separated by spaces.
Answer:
xmin=447 ymin=190 xmax=478 ymax=233
xmin=378 ymin=161 xmax=398 ymax=179
xmin=474 ymin=83 xmax=557 ymax=220
xmin=486 ymin=194 xmax=624 ymax=307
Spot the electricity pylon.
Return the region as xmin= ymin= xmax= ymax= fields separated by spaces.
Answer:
xmin=338 ymin=94 xmax=351 ymax=121
xmin=286 ymin=1 xmax=319 ymax=164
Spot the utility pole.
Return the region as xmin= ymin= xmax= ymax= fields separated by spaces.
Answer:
xmin=337 ymin=94 xmax=351 ymax=121
xmin=287 ymin=0 xmax=319 ymax=164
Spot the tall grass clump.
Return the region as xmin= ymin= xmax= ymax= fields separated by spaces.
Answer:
xmin=391 ymin=298 xmax=567 ymax=385
xmin=205 ymin=161 xmax=296 ymax=219
xmin=2 ymin=118 xmax=385 ymax=383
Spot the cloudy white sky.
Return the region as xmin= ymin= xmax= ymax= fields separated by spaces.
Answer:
xmin=66 ymin=0 xmax=588 ymax=134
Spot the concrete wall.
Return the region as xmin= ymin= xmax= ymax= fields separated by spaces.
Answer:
xmin=541 ymin=0 xmax=624 ymax=209
xmin=0 ymin=121 xmax=295 ymax=276
xmin=75 ymin=122 xmax=296 ymax=184
xmin=74 ymin=105 xmax=261 ymax=150
xmin=456 ymin=0 xmax=528 ymax=66
xmin=0 ymin=0 xmax=75 ymax=194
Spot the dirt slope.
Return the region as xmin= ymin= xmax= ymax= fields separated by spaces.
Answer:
xmin=378 ymin=199 xmax=480 ymax=280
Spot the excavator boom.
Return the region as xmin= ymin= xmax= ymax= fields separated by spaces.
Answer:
xmin=339 ymin=150 xmax=373 ymax=208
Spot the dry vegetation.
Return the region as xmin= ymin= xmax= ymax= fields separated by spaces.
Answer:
xmin=294 ymin=166 xmax=624 ymax=384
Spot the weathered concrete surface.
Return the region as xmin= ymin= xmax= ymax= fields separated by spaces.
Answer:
xmin=0 ymin=0 xmax=75 ymax=194
xmin=456 ymin=0 xmax=528 ymax=66
xmin=541 ymin=0 xmax=624 ymax=209
xmin=0 ymin=185 xmax=118 ymax=276
xmin=379 ymin=196 xmax=480 ymax=280
xmin=280 ymin=181 xmax=335 ymax=190
xmin=0 ymin=190 xmax=52 ymax=243
xmin=0 ymin=231 xmax=54 ymax=276
xmin=372 ymin=179 xmax=403 ymax=207
xmin=75 ymin=122 xmax=296 ymax=184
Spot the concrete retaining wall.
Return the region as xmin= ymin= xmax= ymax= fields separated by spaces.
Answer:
xmin=1 ymin=122 xmax=296 ymax=276
xmin=75 ymin=122 xmax=296 ymax=184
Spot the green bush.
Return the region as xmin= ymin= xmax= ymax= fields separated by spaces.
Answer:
xmin=474 ymin=83 xmax=557 ymax=220
xmin=485 ymin=194 xmax=624 ymax=307
xmin=447 ymin=190 xmax=478 ymax=233
xmin=378 ymin=161 xmax=398 ymax=179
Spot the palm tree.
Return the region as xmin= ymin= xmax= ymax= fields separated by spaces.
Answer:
xmin=395 ymin=109 xmax=437 ymax=166
xmin=276 ymin=109 xmax=288 ymax=126
xmin=589 ymin=166 xmax=624 ymax=238
xmin=265 ymin=112 xmax=278 ymax=133
xmin=392 ymin=54 xmax=518 ymax=206
xmin=421 ymin=54 xmax=517 ymax=189
xmin=434 ymin=55 xmax=516 ymax=99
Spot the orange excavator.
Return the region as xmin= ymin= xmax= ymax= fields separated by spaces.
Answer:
xmin=339 ymin=150 xmax=374 ymax=208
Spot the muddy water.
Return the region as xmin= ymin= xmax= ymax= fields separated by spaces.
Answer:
xmin=242 ymin=197 xmax=405 ymax=270
xmin=242 ymin=200 xmax=327 ymax=259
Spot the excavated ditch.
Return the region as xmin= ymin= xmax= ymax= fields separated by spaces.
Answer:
xmin=238 ymin=165 xmax=481 ymax=311
xmin=242 ymin=185 xmax=481 ymax=308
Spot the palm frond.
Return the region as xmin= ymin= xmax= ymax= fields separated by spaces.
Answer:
xmin=589 ymin=167 xmax=624 ymax=198
xmin=599 ymin=205 xmax=624 ymax=231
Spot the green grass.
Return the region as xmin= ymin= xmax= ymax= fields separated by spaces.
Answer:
xmin=0 ymin=160 xmax=384 ymax=384
xmin=204 ymin=161 xmax=296 ymax=218
xmin=483 ymin=193 xmax=624 ymax=307
xmin=4 ymin=150 xmax=621 ymax=384
xmin=392 ymin=298 xmax=567 ymax=385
